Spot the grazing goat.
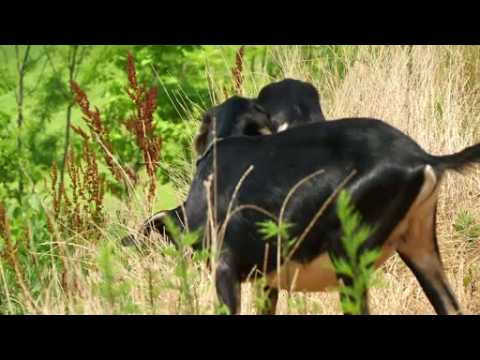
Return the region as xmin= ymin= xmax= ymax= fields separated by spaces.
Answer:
xmin=122 ymin=95 xmax=274 ymax=247
xmin=173 ymin=118 xmax=479 ymax=315
xmin=123 ymin=79 xmax=326 ymax=248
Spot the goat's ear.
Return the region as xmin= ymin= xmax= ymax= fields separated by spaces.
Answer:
xmin=194 ymin=111 xmax=213 ymax=155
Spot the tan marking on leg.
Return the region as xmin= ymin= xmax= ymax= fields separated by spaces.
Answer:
xmin=396 ymin=166 xmax=461 ymax=314
xmin=374 ymin=165 xmax=438 ymax=268
xmin=262 ymin=165 xmax=461 ymax=316
xmin=265 ymin=166 xmax=441 ymax=292
xmin=265 ymin=253 xmax=338 ymax=292
xmin=258 ymin=127 xmax=273 ymax=135
xmin=277 ymin=123 xmax=289 ymax=132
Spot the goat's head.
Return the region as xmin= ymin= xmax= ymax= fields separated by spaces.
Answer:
xmin=194 ymin=96 xmax=275 ymax=155
xmin=257 ymin=78 xmax=326 ymax=132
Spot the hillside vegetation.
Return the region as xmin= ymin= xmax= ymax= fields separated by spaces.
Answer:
xmin=0 ymin=45 xmax=479 ymax=314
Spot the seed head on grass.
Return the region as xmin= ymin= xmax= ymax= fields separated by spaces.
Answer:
xmin=231 ymin=46 xmax=245 ymax=95
xmin=124 ymin=52 xmax=162 ymax=204
xmin=70 ymin=80 xmax=134 ymax=188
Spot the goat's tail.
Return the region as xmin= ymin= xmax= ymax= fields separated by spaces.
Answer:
xmin=431 ymin=143 xmax=480 ymax=173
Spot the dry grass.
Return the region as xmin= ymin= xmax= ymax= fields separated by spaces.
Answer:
xmin=269 ymin=45 xmax=480 ymax=315
xmin=3 ymin=45 xmax=480 ymax=315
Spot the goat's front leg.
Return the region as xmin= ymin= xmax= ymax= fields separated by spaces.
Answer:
xmin=215 ymin=249 xmax=241 ymax=315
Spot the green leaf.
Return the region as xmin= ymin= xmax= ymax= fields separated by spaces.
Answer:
xmin=359 ymin=249 xmax=381 ymax=270
xmin=331 ymin=258 xmax=353 ymax=277
xmin=257 ymin=220 xmax=293 ymax=241
xmin=162 ymin=245 xmax=179 ymax=258
xmin=333 ymin=190 xmax=380 ymax=315
xmin=181 ymin=228 xmax=202 ymax=247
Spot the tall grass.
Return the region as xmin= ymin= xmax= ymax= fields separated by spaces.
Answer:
xmin=1 ymin=45 xmax=480 ymax=314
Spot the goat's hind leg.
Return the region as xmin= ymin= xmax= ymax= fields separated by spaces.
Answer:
xmin=397 ymin=167 xmax=461 ymax=315
xmin=398 ymin=204 xmax=461 ymax=315
xmin=329 ymin=164 xmax=436 ymax=315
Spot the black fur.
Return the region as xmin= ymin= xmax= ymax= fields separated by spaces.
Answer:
xmin=180 ymin=118 xmax=477 ymax=314
xmin=257 ymin=78 xmax=326 ymax=130
xmin=124 ymin=79 xmax=326 ymax=248
xmin=194 ymin=96 xmax=274 ymax=155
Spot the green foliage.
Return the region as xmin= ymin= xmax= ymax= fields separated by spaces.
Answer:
xmin=257 ymin=219 xmax=297 ymax=260
xmin=0 ymin=193 xmax=64 ymax=314
xmin=1 ymin=44 xmax=426 ymax=314
xmin=286 ymin=293 xmax=309 ymax=314
xmin=0 ymin=64 xmax=15 ymax=93
xmin=251 ymin=276 xmax=277 ymax=315
xmin=214 ymin=303 xmax=231 ymax=315
xmin=255 ymin=190 xmax=381 ymax=315
xmin=454 ymin=210 xmax=480 ymax=246
xmin=257 ymin=219 xmax=294 ymax=242
xmin=160 ymin=215 xmax=203 ymax=314
xmin=463 ymin=263 xmax=479 ymax=290
xmin=0 ymin=122 xmax=20 ymax=195
xmin=0 ymin=45 xmax=288 ymax=195
xmin=331 ymin=190 xmax=380 ymax=315
xmin=96 ymin=240 xmax=139 ymax=314
xmin=312 ymin=46 xmax=359 ymax=81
